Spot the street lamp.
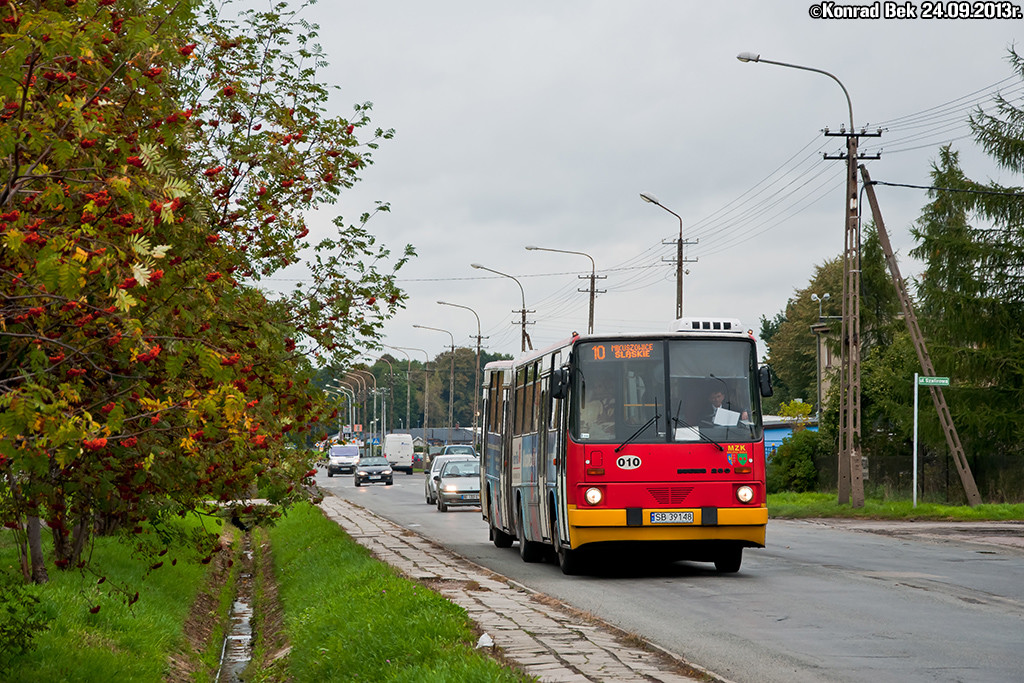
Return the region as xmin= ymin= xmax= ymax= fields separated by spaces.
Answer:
xmin=351 ymin=369 xmax=377 ymax=450
xmin=737 ymin=50 xmax=865 ymax=508
xmin=324 ymin=386 xmax=345 ymax=439
xmin=374 ymin=356 xmax=395 ymax=438
xmin=808 ymin=293 xmax=832 ymax=424
xmin=811 ymin=292 xmax=831 ymax=321
xmin=393 ymin=345 xmax=429 ymax=439
xmin=471 ymin=263 xmax=533 ymax=352
xmin=525 ymin=245 xmax=601 ymax=334
xmin=384 ymin=345 xmax=413 ymax=433
xmin=346 ymin=373 xmax=366 ymax=440
xmin=639 ymin=192 xmax=691 ymax=320
xmin=437 ymin=301 xmax=487 ymax=449
xmin=413 ymin=324 xmax=456 ymax=445
xmin=326 ymin=380 xmax=355 ymax=437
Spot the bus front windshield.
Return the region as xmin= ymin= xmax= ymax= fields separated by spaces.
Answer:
xmin=571 ymin=339 xmax=762 ymax=444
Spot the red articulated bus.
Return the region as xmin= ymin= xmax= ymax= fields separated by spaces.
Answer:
xmin=480 ymin=317 xmax=774 ymax=575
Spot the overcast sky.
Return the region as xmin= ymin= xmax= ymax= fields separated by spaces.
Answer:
xmin=285 ymin=1 xmax=1020 ymax=363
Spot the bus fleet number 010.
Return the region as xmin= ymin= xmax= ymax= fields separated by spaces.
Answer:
xmin=616 ymin=455 xmax=641 ymax=470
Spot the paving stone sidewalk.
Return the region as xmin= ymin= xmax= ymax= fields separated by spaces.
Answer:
xmin=319 ymin=495 xmax=717 ymax=683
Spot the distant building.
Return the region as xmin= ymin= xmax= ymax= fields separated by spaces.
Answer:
xmin=398 ymin=427 xmax=475 ymax=450
xmin=763 ymin=415 xmax=818 ymax=459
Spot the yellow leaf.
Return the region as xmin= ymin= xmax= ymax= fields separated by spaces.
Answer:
xmin=74 ymin=248 xmax=89 ymax=263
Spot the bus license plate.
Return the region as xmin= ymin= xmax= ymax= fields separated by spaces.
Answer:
xmin=650 ymin=511 xmax=694 ymax=524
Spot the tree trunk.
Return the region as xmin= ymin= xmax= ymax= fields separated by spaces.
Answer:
xmin=27 ymin=516 xmax=49 ymax=584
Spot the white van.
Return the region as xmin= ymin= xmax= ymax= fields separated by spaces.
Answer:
xmin=383 ymin=433 xmax=415 ymax=474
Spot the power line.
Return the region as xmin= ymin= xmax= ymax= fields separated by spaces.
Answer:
xmin=868 ymin=180 xmax=1024 ymax=197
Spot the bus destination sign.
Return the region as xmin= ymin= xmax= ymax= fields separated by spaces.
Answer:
xmin=590 ymin=343 xmax=655 ymax=361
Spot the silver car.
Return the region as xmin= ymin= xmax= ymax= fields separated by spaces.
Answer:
xmin=434 ymin=459 xmax=481 ymax=512
xmin=424 ymin=454 xmax=476 ymax=505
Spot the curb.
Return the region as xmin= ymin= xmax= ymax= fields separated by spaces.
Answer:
xmin=319 ymin=494 xmax=723 ymax=683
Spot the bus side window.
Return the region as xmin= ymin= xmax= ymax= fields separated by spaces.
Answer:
xmin=514 ymin=367 xmax=526 ymax=435
xmin=531 ymin=362 xmax=542 ymax=433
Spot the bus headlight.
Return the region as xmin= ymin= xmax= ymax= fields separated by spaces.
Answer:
xmin=736 ymin=485 xmax=754 ymax=504
xmin=584 ymin=487 xmax=603 ymax=506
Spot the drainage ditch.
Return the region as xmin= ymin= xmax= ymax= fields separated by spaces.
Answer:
xmin=216 ymin=532 xmax=254 ymax=683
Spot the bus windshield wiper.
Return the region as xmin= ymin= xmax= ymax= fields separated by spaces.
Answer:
xmin=672 ymin=402 xmax=724 ymax=451
xmin=616 ymin=405 xmax=660 ymax=453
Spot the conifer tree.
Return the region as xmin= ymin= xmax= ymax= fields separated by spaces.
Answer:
xmin=910 ymin=48 xmax=1024 ymax=462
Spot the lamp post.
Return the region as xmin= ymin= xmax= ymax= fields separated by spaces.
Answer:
xmin=809 ymin=293 xmax=832 ymax=423
xmin=437 ymin=301 xmax=487 ymax=449
xmin=471 ymin=263 xmax=533 ymax=352
xmin=384 ymin=345 xmax=413 ymax=433
xmin=352 ymin=369 xmax=377 ymax=451
xmin=811 ymin=292 xmax=831 ymax=321
xmin=413 ymin=324 xmax=456 ymax=445
xmin=393 ymin=345 xmax=429 ymax=439
xmin=324 ymin=386 xmax=345 ymax=439
xmin=374 ymin=356 xmax=395 ymax=438
xmin=738 ymin=51 xmax=865 ymax=507
xmin=639 ymin=193 xmax=692 ymax=320
xmin=525 ymin=245 xmax=602 ymax=334
xmin=327 ymin=381 xmax=356 ymax=437
xmin=346 ymin=373 xmax=366 ymax=440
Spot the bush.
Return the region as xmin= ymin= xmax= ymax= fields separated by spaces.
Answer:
xmin=0 ymin=574 xmax=53 ymax=661
xmin=767 ymin=429 xmax=823 ymax=493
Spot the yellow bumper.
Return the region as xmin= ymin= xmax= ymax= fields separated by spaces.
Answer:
xmin=566 ymin=505 xmax=767 ymax=548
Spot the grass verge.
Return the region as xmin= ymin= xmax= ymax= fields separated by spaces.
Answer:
xmin=247 ymin=502 xmax=530 ymax=682
xmin=768 ymin=491 xmax=1024 ymax=521
xmin=0 ymin=514 xmax=238 ymax=682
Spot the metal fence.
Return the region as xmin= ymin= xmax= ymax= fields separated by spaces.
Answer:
xmin=813 ymin=450 xmax=1024 ymax=504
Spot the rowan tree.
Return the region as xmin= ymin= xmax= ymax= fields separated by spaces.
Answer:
xmin=1 ymin=0 xmax=410 ymax=584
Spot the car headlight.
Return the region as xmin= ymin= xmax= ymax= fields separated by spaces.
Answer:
xmin=584 ymin=487 xmax=603 ymax=506
xmin=736 ymin=485 xmax=754 ymax=503
xmin=356 ymin=470 xmax=367 ymax=476
xmin=383 ymin=469 xmax=392 ymax=475
xmin=443 ymin=484 xmax=458 ymax=492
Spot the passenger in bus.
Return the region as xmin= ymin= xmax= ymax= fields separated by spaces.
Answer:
xmin=580 ymin=385 xmax=616 ymax=439
xmin=703 ymin=388 xmax=749 ymax=424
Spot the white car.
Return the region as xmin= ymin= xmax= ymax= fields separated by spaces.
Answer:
xmin=326 ymin=444 xmax=359 ymax=476
xmin=424 ymin=454 xmax=476 ymax=505
xmin=434 ymin=459 xmax=481 ymax=512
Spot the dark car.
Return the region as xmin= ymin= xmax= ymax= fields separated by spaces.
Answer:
xmin=354 ymin=456 xmax=393 ymax=487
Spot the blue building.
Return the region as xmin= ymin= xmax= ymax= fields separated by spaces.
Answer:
xmin=763 ymin=416 xmax=818 ymax=460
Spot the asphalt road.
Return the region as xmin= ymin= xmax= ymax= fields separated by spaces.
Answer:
xmin=319 ymin=469 xmax=1024 ymax=683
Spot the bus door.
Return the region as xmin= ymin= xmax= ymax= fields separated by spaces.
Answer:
xmin=499 ymin=377 xmax=514 ymax=533
xmin=554 ymin=350 xmax=572 ymax=550
xmin=539 ymin=350 xmax=563 ymax=543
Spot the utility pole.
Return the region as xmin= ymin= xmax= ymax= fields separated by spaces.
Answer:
xmin=825 ymin=125 xmax=880 ymax=507
xmin=437 ymin=301 xmax=489 ymax=448
xmin=859 ymin=165 xmax=982 ymax=505
xmin=525 ymin=247 xmax=604 ymax=334
xmin=640 ymin=193 xmax=697 ymax=319
xmin=471 ymin=264 xmax=533 ymax=352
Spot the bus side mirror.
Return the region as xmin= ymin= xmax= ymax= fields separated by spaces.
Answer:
xmin=550 ymin=368 xmax=570 ymax=400
xmin=758 ymin=365 xmax=774 ymax=397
